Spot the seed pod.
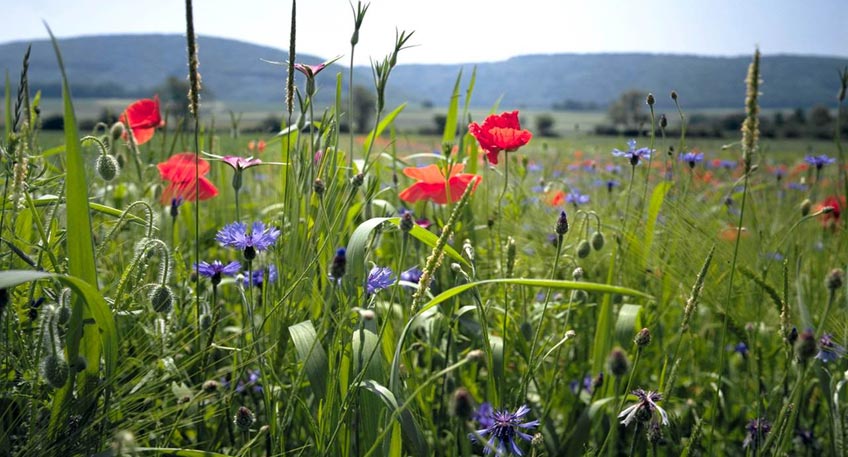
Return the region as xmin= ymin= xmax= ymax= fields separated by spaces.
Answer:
xmin=450 ymin=387 xmax=474 ymax=420
xmin=41 ymin=354 xmax=69 ymax=389
xmin=96 ymin=154 xmax=120 ymax=182
xmin=795 ymin=329 xmax=817 ymax=362
xmin=607 ymin=347 xmax=629 ymax=377
xmin=555 ymin=210 xmax=569 ymax=235
xmin=634 ymin=328 xmax=652 ymax=348
xmin=591 ymin=232 xmax=605 ymax=251
xmin=576 ymin=240 xmax=591 ymax=259
xmin=150 ymin=285 xmax=174 ymax=314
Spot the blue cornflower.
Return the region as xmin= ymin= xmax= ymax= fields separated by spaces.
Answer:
xmin=526 ymin=162 xmax=543 ymax=172
xmin=195 ymin=260 xmax=241 ymax=286
xmin=732 ymin=342 xmax=749 ymax=357
xmin=235 ymin=369 xmax=263 ymax=394
xmin=244 ymin=264 xmax=278 ymax=287
xmin=565 ymin=189 xmax=590 ymax=206
xmin=366 ymin=266 xmax=395 ymax=294
xmin=743 ymin=418 xmax=771 ymax=450
xmin=216 ymin=221 xmax=281 ymax=261
xmin=815 ymin=333 xmax=846 ymax=363
xmin=612 ymin=139 xmax=652 ymax=166
xmin=605 ymin=164 xmax=622 ymax=174
xmin=570 ymin=374 xmax=594 ymax=395
xmin=170 ymin=197 xmax=183 ymax=219
xmin=711 ymin=159 xmax=737 ymax=170
xmin=329 ymin=248 xmax=346 ymax=282
xmin=471 ymin=404 xmax=539 ymax=456
xmin=805 ymin=154 xmax=836 ymax=170
xmin=679 ymin=152 xmax=704 ymax=169
xmin=618 ymin=389 xmax=669 ymax=427
xmin=788 ymin=182 xmax=808 ymax=191
xmin=400 ymin=266 xmax=423 ymax=284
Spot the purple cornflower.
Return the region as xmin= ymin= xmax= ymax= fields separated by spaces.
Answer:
xmin=679 ymin=152 xmax=704 ymax=169
xmin=742 ymin=417 xmax=771 ymax=450
xmin=565 ymin=189 xmax=590 ymax=206
xmin=612 ymin=139 xmax=652 ymax=166
xmin=815 ymin=333 xmax=846 ymax=363
xmin=711 ymin=159 xmax=737 ymax=170
xmin=366 ymin=266 xmax=395 ymax=294
xmin=605 ymin=164 xmax=622 ymax=174
xmin=216 ymin=221 xmax=281 ymax=261
xmin=526 ymin=162 xmax=543 ymax=172
xmin=805 ymin=154 xmax=836 ymax=170
xmin=732 ymin=342 xmax=749 ymax=357
xmin=618 ymin=389 xmax=669 ymax=427
xmin=244 ymin=264 xmax=278 ymax=287
xmin=400 ymin=266 xmax=423 ymax=284
xmin=195 ymin=260 xmax=241 ymax=286
xmin=471 ymin=404 xmax=539 ymax=456
xmin=236 ymin=369 xmax=264 ymax=394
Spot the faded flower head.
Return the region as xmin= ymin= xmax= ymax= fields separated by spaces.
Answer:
xmin=618 ymin=389 xmax=669 ymax=427
xmin=470 ymin=403 xmax=540 ymax=456
xmin=815 ymin=333 xmax=846 ymax=363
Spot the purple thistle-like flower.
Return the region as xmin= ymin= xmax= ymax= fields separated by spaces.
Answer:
xmin=815 ymin=333 xmax=846 ymax=363
xmin=679 ymin=152 xmax=704 ymax=169
xmin=805 ymin=154 xmax=836 ymax=170
xmin=244 ymin=264 xmax=278 ymax=287
xmin=570 ymin=374 xmax=594 ymax=395
xmin=366 ymin=266 xmax=395 ymax=294
xmin=612 ymin=139 xmax=653 ymax=166
xmin=217 ymin=221 xmax=281 ymax=260
xmin=618 ymin=389 xmax=669 ymax=427
xmin=743 ymin=417 xmax=772 ymax=450
xmin=471 ymin=404 xmax=539 ymax=456
xmin=195 ymin=260 xmax=242 ymax=286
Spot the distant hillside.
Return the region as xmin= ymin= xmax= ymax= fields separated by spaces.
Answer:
xmin=0 ymin=34 xmax=845 ymax=110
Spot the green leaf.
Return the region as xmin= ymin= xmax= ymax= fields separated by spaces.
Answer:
xmin=642 ymin=181 xmax=671 ymax=270
xmin=346 ymin=217 xmax=470 ymax=289
xmin=390 ymin=277 xmax=649 ymax=393
xmin=364 ymin=103 xmax=406 ymax=152
xmin=288 ymin=321 xmax=328 ymax=404
xmin=441 ymin=70 xmax=462 ymax=146
xmin=359 ymin=379 xmax=429 ymax=456
xmin=45 ymin=24 xmax=102 ymax=437
xmin=614 ymin=304 xmax=643 ymax=347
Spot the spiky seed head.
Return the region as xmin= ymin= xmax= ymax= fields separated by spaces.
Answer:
xmin=313 ymin=178 xmax=325 ymax=196
xmin=96 ymin=154 xmax=120 ymax=181
xmin=400 ymin=212 xmax=414 ymax=232
xmin=795 ymin=329 xmax=817 ymax=362
xmin=646 ymin=93 xmax=655 ymax=106
xmin=827 ymin=268 xmax=844 ymax=291
xmin=234 ymin=406 xmax=256 ymax=431
xmin=607 ymin=347 xmax=629 ymax=377
xmin=450 ymin=387 xmax=474 ymax=420
xmin=150 ymin=285 xmax=174 ymax=314
xmin=351 ymin=172 xmax=364 ymax=188
xmin=671 ymin=90 xmax=678 ymax=101
xmin=660 ymin=114 xmax=668 ymax=129
xmin=635 ymin=328 xmax=652 ymax=347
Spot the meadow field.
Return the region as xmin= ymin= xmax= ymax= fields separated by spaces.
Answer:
xmin=1 ymin=3 xmax=848 ymax=457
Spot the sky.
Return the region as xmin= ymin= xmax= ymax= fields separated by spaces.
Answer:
xmin=3 ymin=0 xmax=847 ymax=66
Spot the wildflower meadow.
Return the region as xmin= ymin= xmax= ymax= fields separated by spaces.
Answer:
xmin=1 ymin=2 xmax=848 ymax=456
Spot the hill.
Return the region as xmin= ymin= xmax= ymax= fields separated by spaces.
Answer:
xmin=0 ymin=34 xmax=845 ymax=110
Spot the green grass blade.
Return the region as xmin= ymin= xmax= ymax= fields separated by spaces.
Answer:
xmin=289 ymin=320 xmax=329 ymax=404
xmin=363 ymin=103 xmax=406 ymax=152
xmin=45 ymin=23 xmax=102 ymax=436
xmin=441 ymin=70 xmax=462 ymax=146
xmin=130 ymin=448 xmax=234 ymax=457
xmin=4 ymin=72 xmax=10 ymax=140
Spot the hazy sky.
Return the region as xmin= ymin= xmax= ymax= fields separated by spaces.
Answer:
xmin=3 ymin=0 xmax=847 ymax=65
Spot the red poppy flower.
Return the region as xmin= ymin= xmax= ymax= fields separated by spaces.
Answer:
xmin=548 ymin=190 xmax=566 ymax=207
xmin=120 ymin=96 xmax=164 ymax=145
xmin=399 ymin=164 xmax=481 ymax=205
xmin=816 ymin=195 xmax=845 ymax=228
xmin=468 ymin=111 xmax=533 ymax=165
xmin=157 ymin=153 xmax=218 ymax=205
